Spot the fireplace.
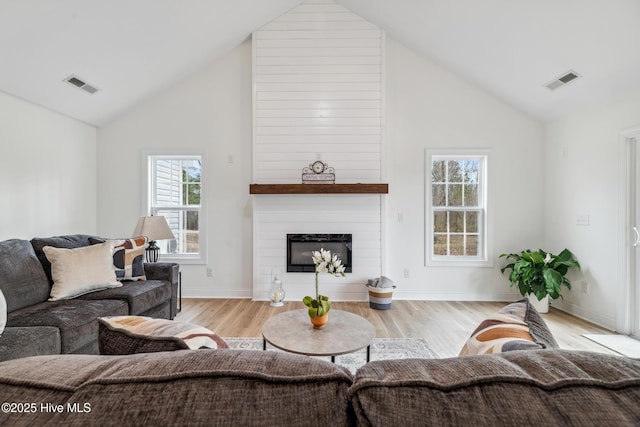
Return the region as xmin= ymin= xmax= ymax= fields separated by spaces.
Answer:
xmin=287 ymin=234 xmax=352 ymax=273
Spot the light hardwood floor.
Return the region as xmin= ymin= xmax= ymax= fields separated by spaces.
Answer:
xmin=176 ymin=298 xmax=617 ymax=358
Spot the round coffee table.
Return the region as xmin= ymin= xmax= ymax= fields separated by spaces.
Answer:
xmin=262 ymin=309 xmax=376 ymax=362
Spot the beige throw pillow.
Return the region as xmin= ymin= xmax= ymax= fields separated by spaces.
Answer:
xmin=43 ymin=242 xmax=121 ymax=301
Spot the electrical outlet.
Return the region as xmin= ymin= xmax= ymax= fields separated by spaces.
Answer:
xmin=206 ymin=267 xmax=214 ymax=277
xmin=403 ymin=268 xmax=410 ymax=278
xmin=581 ymin=281 xmax=589 ymax=294
xmin=227 ymin=155 xmax=234 ymax=164
xmin=397 ymin=212 xmax=404 ymax=223
xmin=576 ymin=214 xmax=590 ymax=226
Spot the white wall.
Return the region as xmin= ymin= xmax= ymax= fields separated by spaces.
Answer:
xmin=97 ymin=40 xmax=253 ymax=298
xmin=253 ymin=1 xmax=383 ymax=184
xmin=254 ymin=195 xmax=382 ymax=301
xmin=251 ymin=0 xmax=385 ymax=301
xmin=544 ymin=84 xmax=640 ymax=329
xmin=96 ymin=34 xmax=545 ymax=301
xmin=0 ymin=90 xmax=97 ymax=240
xmin=385 ymin=38 xmax=545 ymax=301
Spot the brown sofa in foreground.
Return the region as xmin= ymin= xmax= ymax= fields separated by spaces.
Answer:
xmin=1 ymin=348 xmax=639 ymax=426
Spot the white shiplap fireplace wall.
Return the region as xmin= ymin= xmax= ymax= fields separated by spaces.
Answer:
xmin=252 ymin=0 xmax=385 ymax=301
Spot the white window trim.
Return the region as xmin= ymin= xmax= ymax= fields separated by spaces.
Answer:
xmin=425 ymin=148 xmax=492 ymax=267
xmin=141 ymin=150 xmax=207 ymax=265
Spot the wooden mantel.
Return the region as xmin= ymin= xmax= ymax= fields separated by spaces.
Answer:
xmin=249 ymin=183 xmax=389 ymax=195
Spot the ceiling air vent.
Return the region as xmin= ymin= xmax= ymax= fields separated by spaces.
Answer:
xmin=63 ymin=75 xmax=99 ymax=95
xmin=545 ymin=70 xmax=581 ymax=90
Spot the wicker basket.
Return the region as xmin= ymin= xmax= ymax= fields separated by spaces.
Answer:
xmin=367 ymin=285 xmax=394 ymax=310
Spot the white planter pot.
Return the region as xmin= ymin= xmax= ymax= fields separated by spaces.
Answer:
xmin=527 ymin=293 xmax=549 ymax=313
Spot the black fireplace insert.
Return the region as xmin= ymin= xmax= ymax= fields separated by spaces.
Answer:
xmin=287 ymin=234 xmax=352 ymax=273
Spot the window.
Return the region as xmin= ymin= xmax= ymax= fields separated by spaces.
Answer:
xmin=426 ymin=150 xmax=489 ymax=266
xmin=147 ymin=154 xmax=203 ymax=262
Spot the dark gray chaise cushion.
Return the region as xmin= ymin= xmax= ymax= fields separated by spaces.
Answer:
xmin=139 ymin=302 xmax=170 ymax=319
xmin=30 ymin=234 xmax=97 ymax=284
xmin=0 ymin=350 xmax=353 ymax=426
xmin=77 ymin=280 xmax=171 ymax=316
xmin=0 ymin=239 xmax=51 ymax=312
xmin=7 ymin=299 xmax=128 ymax=353
xmin=0 ymin=327 xmax=60 ymax=362
xmin=350 ymin=349 xmax=640 ymax=426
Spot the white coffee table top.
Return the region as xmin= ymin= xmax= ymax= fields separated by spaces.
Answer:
xmin=262 ymin=309 xmax=375 ymax=357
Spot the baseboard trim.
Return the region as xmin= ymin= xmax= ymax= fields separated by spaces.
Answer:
xmin=183 ymin=290 xmax=252 ymax=299
xmin=551 ymin=300 xmax=616 ymax=331
xmin=190 ymin=292 xmax=519 ymax=303
xmin=394 ymin=290 xmax=520 ymax=302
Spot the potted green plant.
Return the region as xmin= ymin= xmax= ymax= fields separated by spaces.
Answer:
xmin=302 ymin=248 xmax=345 ymax=329
xmin=499 ymin=248 xmax=580 ymax=313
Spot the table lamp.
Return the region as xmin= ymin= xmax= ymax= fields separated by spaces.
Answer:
xmin=132 ymin=216 xmax=175 ymax=262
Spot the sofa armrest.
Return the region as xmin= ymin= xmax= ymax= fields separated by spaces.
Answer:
xmin=144 ymin=262 xmax=179 ymax=319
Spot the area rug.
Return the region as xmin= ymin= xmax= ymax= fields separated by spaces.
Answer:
xmin=224 ymin=337 xmax=438 ymax=373
xmin=582 ymin=334 xmax=640 ymax=358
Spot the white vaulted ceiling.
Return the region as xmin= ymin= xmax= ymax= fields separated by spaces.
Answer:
xmin=0 ymin=0 xmax=639 ymax=126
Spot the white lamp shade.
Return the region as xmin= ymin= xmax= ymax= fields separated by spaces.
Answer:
xmin=132 ymin=216 xmax=175 ymax=241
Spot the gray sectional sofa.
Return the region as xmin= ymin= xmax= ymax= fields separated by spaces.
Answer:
xmin=0 ymin=234 xmax=179 ymax=361
xmin=0 ymin=348 xmax=639 ymax=426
